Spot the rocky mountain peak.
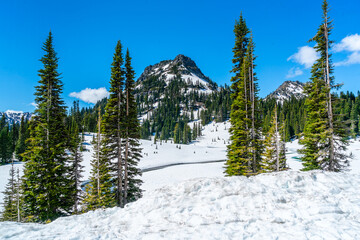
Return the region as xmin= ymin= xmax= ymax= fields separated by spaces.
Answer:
xmin=137 ymin=54 xmax=217 ymax=92
xmin=265 ymin=80 xmax=305 ymax=103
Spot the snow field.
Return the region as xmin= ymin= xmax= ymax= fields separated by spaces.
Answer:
xmin=1 ymin=171 xmax=359 ymax=239
xmin=2 ymin=121 xmax=360 ymax=239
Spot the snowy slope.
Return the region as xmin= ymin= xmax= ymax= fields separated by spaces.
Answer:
xmin=265 ymin=81 xmax=305 ymax=104
xmin=137 ymin=54 xmax=217 ymax=94
xmin=1 ymin=171 xmax=360 ymax=240
xmin=2 ymin=123 xmax=360 ymax=239
xmin=0 ymin=121 xmax=230 ymax=210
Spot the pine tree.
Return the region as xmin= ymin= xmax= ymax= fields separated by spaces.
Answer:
xmin=225 ymin=14 xmax=251 ymax=176
xmin=123 ymin=49 xmax=142 ymax=204
xmin=1 ymin=162 xmax=21 ymax=222
xmin=225 ymin=16 xmax=263 ymax=176
xmin=0 ymin=123 xmax=11 ymax=164
xmin=83 ymin=109 xmax=114 ymax=211
xmin=101 ymin=40 xmax=126 ymax=207
xmin=21 ymin=32 xmax=72 ymax=222
xmin=299 ymin=0 xmax=349 ymax=171
xmin=262 ymin=104 xmax=287 ymax=172
xmin=15 ymin=116 xmax=29 ymax=161
xmin=68 ymin=119 xmax=84 ymax=214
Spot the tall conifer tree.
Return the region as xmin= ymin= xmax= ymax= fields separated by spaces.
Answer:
xmin=299 ymin=0 xmax=349 ymax=171
xmin=83 ymin=109 xmax=114 ymax=211
xmin=101 ymin=41 xmax=126 ymax=207
xmin=123 ymin=49 xmax=142 ymax=204
xmin=226 ymin=15 xmax=263 ymax=176
xmin=21 ymin=32 xmax=72 ymax=222
xmin=262 ymin=104 xmax=287 ymax=172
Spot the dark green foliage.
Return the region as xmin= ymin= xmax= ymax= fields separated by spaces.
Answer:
xmin=1 ymin=163 xmax=22 ymax=222
xmin=225 ymin=17 xmax=263 ymax=176
xmin=261 ymin=97 xmax=306 ymax=142
xmin=83 ymin=110 xmax=114 ymax=211
xmin=123 ymin=49 xmax=142 ymax=203
xmin=262 ymin=105 xmax=287 ymax=172
xmin=15 ymin=116 xmax=30 ymax=161
xmin=68 ymin=117 xmax=84 ymax=214
xmin=0 ymin=122 xmax=12 ymax=164
xmin=21 ymin=32 xmax=73 ymax=222
xmin=299 ymin=0 xmax=349 ymax=172
xmin=101 ymin=40 xmax=126 ymax=207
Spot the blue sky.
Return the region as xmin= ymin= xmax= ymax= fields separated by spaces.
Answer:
xmin=1 ymin=0 xmax=360 ymax=112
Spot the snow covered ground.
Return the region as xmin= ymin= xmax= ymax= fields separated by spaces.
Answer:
xmin=1 ymin=121 xmax=360 ymax=239
xmin=1 ymin=171 xmax=360 ymax=239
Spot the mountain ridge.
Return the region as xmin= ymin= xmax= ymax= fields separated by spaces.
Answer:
xmin=265 ymin=80 xmax=305 ymax=103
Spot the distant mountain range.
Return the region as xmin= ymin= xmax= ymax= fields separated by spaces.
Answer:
xmin=2 ymin=56 xmax=306 ymax=125
xmin=0 ymin=110 xmax=32 ymax=124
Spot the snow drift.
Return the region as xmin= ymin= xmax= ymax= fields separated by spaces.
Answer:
xmin=1 ymin=171 xmax=360 ymax=240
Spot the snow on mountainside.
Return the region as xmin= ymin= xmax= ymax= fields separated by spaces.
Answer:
xmin=1 ymin=171 xmax=360 ymax=239
xmin=265 ymin=80 xmax=305 ymax=103
xmin=0 ymin=110 xmax=32 ymax=124
xmin=136 ymin=54 xmax=218 ymax=94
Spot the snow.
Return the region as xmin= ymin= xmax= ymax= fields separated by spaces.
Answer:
xmin=1 ymin=171 xmax=360 ymax=239
xmin=2 ymin=122 xmax=360 ymax=239
xmin=4 ymin=110 xmax=23 ymax=115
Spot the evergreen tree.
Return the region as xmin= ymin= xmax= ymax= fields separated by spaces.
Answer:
xmin=225 ymin=16 xmax=263 ymax=176
xmin=21 ymin=32 xmax=72 ymax=222
xmin=262 ymin=104 xmax=287 ymax=172
xmin=123 ymin=49 xmax=142 ymax=204
xmin=83 ymin=109 xmax=114 ymax=211
xmin=68 ymin=119 xmax=84 ymax=214
xmin=15 ymin=116 xmax=29 ymax=161
xmin=299 ymin=0 xmax=349 ymax=171
xmin=1 ymin=162 xmax=22 ymax=222
xmin=101 ymin=40 xmax=126 ymax=207
xmin=0 ymin=123 xmax=11 ymax=164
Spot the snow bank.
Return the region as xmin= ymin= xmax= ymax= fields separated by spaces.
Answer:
xmin=1 ymin=171 xmax=359 ymax=239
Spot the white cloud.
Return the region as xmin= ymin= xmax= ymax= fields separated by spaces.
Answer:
xmin=333 ymin=34 xmax=360 ymax=52
xmin=333 ymin=34 xmax=360 ymax=66
xmin=30 ymin=102 xmax=38 ymax=108
xmin=287 ymin=46 xmax=319 ymax=68
xmin=335 ymin=52 xmax=360 ymax=66
xmin=286 ymin=67 xmax=303 ymax=79
xmin=69 ymin=87 xmax=109 ymax=104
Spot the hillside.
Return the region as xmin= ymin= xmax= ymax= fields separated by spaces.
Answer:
xmin=134 ymin=54 xmax=231 ymax=140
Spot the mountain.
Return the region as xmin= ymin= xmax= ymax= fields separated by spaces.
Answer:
xmin=135 ymin=54 xmax=231 ymax=140
xmin=0 ymin=110 xmax=32 ymax=124
xmin=265 ymin=80 xmax=305 ymax=103
xmin=136 ymin=54 xmax=218 ymax=94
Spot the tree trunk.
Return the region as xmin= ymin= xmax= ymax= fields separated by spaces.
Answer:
xmin=324 ymin=17 xmax=335 ymax=171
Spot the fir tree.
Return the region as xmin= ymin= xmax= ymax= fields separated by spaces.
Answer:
xmin=21 ymin=32 xmax=72 ymax=222
xmin=225 ymin=17 xmax=263 ymax=176
xmin=15 ymin=116 xmax=29 ymax=161
xmin=0 ymin=123 xmax=11 ymax=164
xmin=123 ymin=49 xmax=142 ymax=203
xmin=262 ymin=104 xmax=287 ymax=172
xmin=83 ymin=109 xmax=114 ymax=211
xmin=101 ymin=40 xmax=126 ymax=207
xmin=299 ymin=0 xmax=349 ymax=171
xmin=1 ymin=162 xmax=22 ymax=222
xmin=68 ymin=119 xmax=84 ymax=214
